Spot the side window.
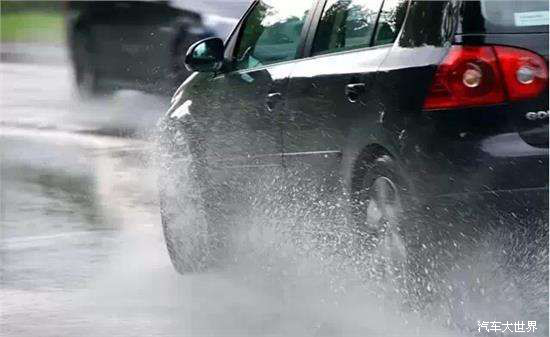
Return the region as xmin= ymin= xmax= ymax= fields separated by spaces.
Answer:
xmin=312 ymin=0 xmax=383 ymax=56
xmin=373 ymin=0 xmax=408 ymax=46
xmin=233 ymin=0 xmax=313 ymax=71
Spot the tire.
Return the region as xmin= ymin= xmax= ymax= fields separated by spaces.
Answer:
xmin=72 ymin=30 xmax=113 ymax=98
xmin=158 ymin=158 xmax=219 ymax=274
xmin=352 ymin=152 xmax=549 ymax=332
xmin=351 ymin=154 xmax=418 ymax=292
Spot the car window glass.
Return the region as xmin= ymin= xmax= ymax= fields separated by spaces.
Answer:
xmin=312 ymin=0 xmax=383 ymax=56
xmin=373 ymin=0 xmax=408 ymax=46
xmin=480 ymin=0 xmax=548 ymax=33
xmin=233 ymin=0 xmax=313 ymax=71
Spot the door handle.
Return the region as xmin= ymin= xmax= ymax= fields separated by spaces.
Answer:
xmin=266 ymin=92 xmax=282 ymax=111
xmin=345 ymin=83 xmax=366 ymax=103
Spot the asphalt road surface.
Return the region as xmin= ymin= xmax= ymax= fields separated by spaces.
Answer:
xmin=0 ymin=62 xmax=544 ymax=337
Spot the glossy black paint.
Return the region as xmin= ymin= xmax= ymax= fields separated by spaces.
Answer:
xmin=162 ymin=0 xmax=549 ymax=214
xmin=185 ymin=37 xmax=224 ymax=73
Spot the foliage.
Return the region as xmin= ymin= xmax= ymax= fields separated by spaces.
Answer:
xmin=1 ymin=11 xmax=64 ymax=42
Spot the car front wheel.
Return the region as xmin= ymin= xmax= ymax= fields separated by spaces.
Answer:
xmin=158 ymin=160 xmax=217 ymax=274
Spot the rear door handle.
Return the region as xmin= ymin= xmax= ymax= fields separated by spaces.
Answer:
xmin=345 ymin=83 xmax=366 ymax=103
xmin=266 ymin=92 xmax=282 ymax=111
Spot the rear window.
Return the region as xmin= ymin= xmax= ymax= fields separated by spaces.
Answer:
xmin=480 ymin=0 xmax=548 ymax=33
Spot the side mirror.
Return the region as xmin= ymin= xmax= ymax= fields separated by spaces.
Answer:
xmin=185 ymin=37 xmax=224 ymax=73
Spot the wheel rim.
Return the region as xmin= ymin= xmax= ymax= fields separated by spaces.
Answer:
xmin=366 ymin=176 xmax=407 ymax=274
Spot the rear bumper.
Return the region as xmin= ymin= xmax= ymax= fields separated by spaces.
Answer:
xmin=409 ymin=129 xmax=548 ymax=215
xmin=430 ymin=187 xmax=548 ymax=214
xmin=420 ymin=187 xmax=548 ymax=240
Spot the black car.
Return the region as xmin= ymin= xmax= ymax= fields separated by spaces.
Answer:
xmin=159 ymin=0 xmax=548 ymax=287
xmin=67 ymin=0 xmax=249 ymax=96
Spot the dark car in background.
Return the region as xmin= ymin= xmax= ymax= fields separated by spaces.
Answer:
xmin=159 ymin=0 xmax=548 ymax=289
xmin=66 ymin=0 xmax=250 ymax=96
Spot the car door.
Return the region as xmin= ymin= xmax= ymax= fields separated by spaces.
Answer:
xmin=91 ymin=2 xmax=150 ymax=85
xmin=118 ymin=2 xmax=183 ymax=89
xmin=198 ymin=0 xmax=316 ymax=175
xmin=90 ymin=2 xmax=179 ymax=89
xmin=283 ymin=0 xmax=408 ymax=190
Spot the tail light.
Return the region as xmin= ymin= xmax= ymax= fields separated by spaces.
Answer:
xmin=494 ymin=46 xmax=548 ymax=101
xmin=423 ymin=45 xmax=548 ymax=110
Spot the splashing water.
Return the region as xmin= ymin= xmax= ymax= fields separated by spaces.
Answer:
xmin=152 ymin=128 xmax=548 ymax=337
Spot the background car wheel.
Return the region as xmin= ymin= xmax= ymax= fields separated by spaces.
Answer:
xmin=72 ymin=30 xmax=113 ymax=98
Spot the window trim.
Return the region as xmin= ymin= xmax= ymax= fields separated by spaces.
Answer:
xmin=215 ymin=56 xmax=308 ymax=80
xmin=369 ymin=0 xmax=386 ymax=46
xmin=215 ymin=42 xmax=394 ymax=81
xmin=306 ymin=0 xmax=386 ymax=57
xmin=221 ymin=0 xmax=320 ymax=74
xmin=372 ymin=0 xmax=410 ymax=46
xmin=222 ymin=0 xmax=260 ymax=67
xmin=300 ymin=41 xmax=393 ymax=64
xmin=302 ymin=0 xmax=328 ymax=58
xmin=304 ymin=0 xmax=410 ymax=57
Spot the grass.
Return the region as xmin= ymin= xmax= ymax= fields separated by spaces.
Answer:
xmin=1 ymin=11 xmax=64 ymax=43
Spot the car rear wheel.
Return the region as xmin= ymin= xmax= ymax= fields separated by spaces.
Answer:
xmin=352 ymin=154 xmax=415 ymax=289
xmin=367 ymin=176 xmax=408 ymax=277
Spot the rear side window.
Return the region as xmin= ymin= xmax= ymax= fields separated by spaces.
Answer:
xmin=312 ymin=0 xmax=384 ymax=56
xmin=480 ymin=0 xmax=548 ymax=33
xmin=233 ymin=0 xmax=313 ymax=71
xmin=373 ymin=0 xmax=408 ymax=46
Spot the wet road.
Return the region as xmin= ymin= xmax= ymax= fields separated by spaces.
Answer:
xmin=1 ymin=128 xmax=172 ymax=336
xmin=0 ymin=63 xmax=168 ymax=138
xmin=1 ymin=62 xmax=544 ymax=337
xmin=0 ymin=133 xmax=450 ymax=337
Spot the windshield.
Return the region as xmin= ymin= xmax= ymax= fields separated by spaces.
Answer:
xmin=480 ymin=0 xmax=548 ymax=33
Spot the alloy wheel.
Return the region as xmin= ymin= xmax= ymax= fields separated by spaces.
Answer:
xmin=366 ymin=176 xmax=408 ymax=280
